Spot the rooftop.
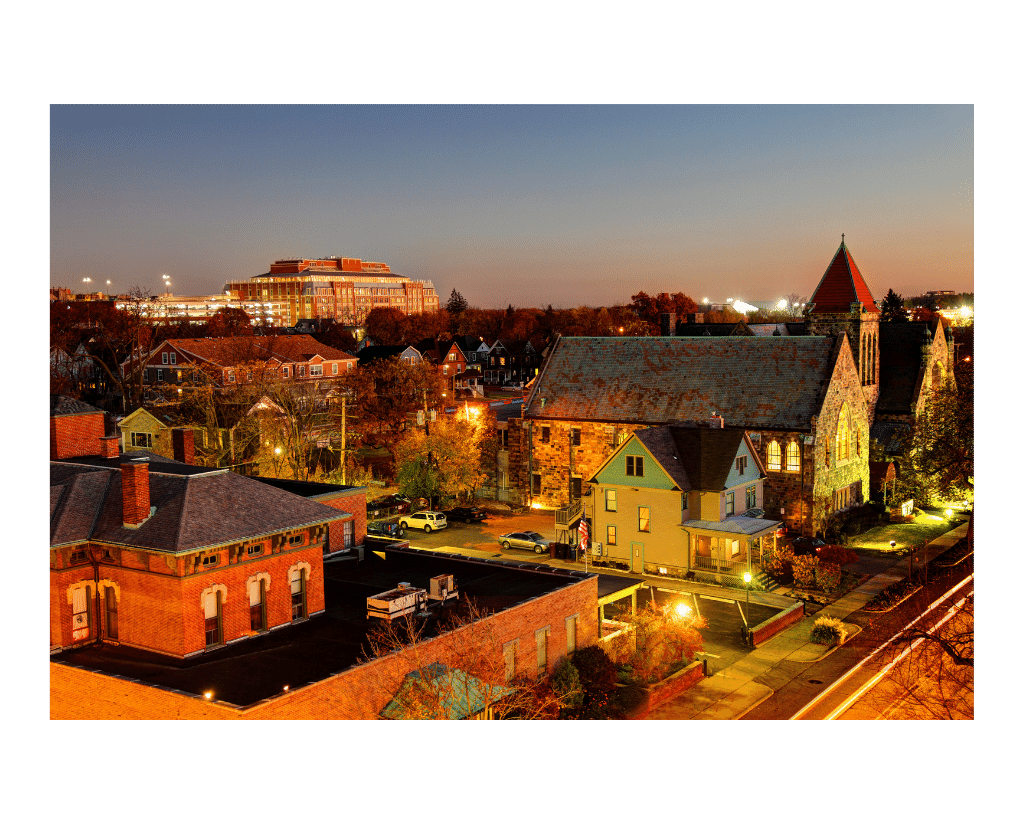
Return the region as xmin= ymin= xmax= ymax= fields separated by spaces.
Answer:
xmin=808 ymin=239 xmax=879 ymax=314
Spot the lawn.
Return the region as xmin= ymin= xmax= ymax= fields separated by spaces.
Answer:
xmin=849 ymin=512 xmax=959 ymax=552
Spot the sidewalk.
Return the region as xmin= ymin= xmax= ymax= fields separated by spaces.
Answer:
xmin=643 ymin=522 xmax=970 ymax=720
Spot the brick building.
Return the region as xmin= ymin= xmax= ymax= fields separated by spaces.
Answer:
xmin=225 ymin=256 xmax=440 ymax=327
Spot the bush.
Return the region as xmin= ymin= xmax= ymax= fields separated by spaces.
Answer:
xmin=809 ymin=615 xmax=847 ymax=646
xmin=765 ymin=544 xmax=795 ymax=580
xmin=824 ymin=503 xmax=879 ymax=542
xmin=614 ymin=683 xmax=648 ymax=715
xmin=815 ymin=561 xmax=842 ymax=592
xmin=551 ymin=659 xmax=584 ymax=716
xmin=864 ymin=580 xmax=920 ymax=611
xmin=817 ymin=544 xmax=859 ymax=566
xmin=791 ymin=554 xmax=819 ymax=589
xmin=571 ymin=646 xmax=619 ymax=719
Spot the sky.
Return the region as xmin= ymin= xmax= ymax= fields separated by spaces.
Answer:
xmin=50 ymin=104 xmax=973 ymax=309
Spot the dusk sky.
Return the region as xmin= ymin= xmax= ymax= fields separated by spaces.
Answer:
xmin=51 ymin=104 xmax=973 ymax=309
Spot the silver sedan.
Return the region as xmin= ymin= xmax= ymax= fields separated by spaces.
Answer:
xmin=498 ymin=531 xmax=550 ymax=554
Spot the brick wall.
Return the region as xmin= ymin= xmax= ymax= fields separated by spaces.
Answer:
xmin=317 ymin=488 xmax=367 ymax=550
xmin=51 ymin=575 xmax=599 ymax=719
xmin=51 ymin=413 xmax=105 ymax=460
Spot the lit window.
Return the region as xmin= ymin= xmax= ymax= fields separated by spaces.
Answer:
xmin=131 ymin=432 xmax=153 ymax=449
xmin=786 ymin=442 xmax=800 ymax=471
xmin=607 ymin=525 xmax=617 ymax=545
xmin=767 ymin=441 xmax=781 ymax=471
xmin=638 ymin=506 xmax=650 ymax=532
xmin=837 ymin=406 xmax=851 ymax=461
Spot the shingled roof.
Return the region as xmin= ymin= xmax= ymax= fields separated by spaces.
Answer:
xmin=160 ymin=335 xmax=355 ymax=368
xmin=808 ymin=239 xmax=879 ymax=313
xmin=631 ymin=426 xmax=747 ymax=491
xmin=525 ymin=336 xmax=843 ymax=431
xmin=875 ymin=322 xmax=934 ymax=416
xmin=50 ymin=394 xmax=103 ymax=417
xmin=50 ymin=460 xmax=344 ymax=552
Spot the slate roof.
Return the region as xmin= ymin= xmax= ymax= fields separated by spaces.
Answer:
xmin=50 ymin=458 xmax=345 ymax=552
xmin=50 ymin=394 xmax=103 ymax=417
xmin=674 ymin=322 xmax=753 ymax=337
xmin=876 ymin=322 xmax=933 ymax=416
xmin=808 ymin=240 xmax=879 ymax=313
xmin=525 ymin=336 xmax=842 ymax=431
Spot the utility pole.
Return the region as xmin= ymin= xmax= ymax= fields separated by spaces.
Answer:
xmin=340 ymin=394 xmax=347 ymax=485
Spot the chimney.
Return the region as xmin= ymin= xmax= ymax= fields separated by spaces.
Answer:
xmin=100 ymin=434 xmax=120 ymax=460
xmin=659 ymin=312 xmax=676 ymax=337
xmin=710 ymin=413 xmax=724 ymax=429
xmin=122 ymin=459 xmax=151 ymax=527
xmin=172 ymin=428 xmax=195 ymax=465
xmin=686 ymin=313 xmax=704 ymax=325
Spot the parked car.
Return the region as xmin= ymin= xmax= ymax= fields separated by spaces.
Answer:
xmin=444 ymin=506 xmax=487 ymax=523
xmin=498 ymin=531 xmax=550 ymax=554
xmin=368 ymin=495 xmax=411 ymax=516
xmin=399 ymin=511 xmax=448 ymax=533
xmin=790 ymin=536 xmax=826 ymax=556
xmin=367 ymin=520 xmax=405 ymax=539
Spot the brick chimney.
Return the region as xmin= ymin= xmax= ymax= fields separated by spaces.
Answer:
xmin=122 ymin=459 xmax=151 ymax=527
xmin=686 ymin=313 xmax=705 ymax=325
xmin=710 ymin=413 xmax=724 ymax=428
xmin=172 ymin=428 xmax=195 ymax=465
xmin=659 ymin=312 xmax=676 ymax=337
xmin=100 ymin=435 xmax=120 ymax=460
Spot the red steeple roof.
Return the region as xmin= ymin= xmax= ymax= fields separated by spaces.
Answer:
xmin=808 ymin=237 xmax=878 ymax=313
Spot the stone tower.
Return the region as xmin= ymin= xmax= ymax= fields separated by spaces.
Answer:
xmin=805 ymin=237 xmax=881 ymax=422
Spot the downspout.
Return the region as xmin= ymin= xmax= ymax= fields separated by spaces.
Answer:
xmin=88 ymin=548 xmax=102 ymax=645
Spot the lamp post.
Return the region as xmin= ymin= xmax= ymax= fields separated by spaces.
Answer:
xmin=743 ymin=571 xmax=752 ymax=645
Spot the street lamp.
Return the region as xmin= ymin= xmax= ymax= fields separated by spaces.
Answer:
xmin=743 ymin=571 xmax=752 ymax=645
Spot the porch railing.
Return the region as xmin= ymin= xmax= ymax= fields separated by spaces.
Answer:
xmin=556 ymin=500 xmax=583 ymax=527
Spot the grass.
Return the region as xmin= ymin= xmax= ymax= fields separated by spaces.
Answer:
xmin=849 ymin=513 xmax=959 ymax=552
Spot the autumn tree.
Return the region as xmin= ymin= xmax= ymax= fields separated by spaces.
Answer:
xmin=446 ymin=288 xmax=468 ymax=314
xmin=205 ymin=306 xmax=253 ymax=337
xmin=880 ymin=288 xmax=909 ymax=322
xmin=393 ymin=413 xmax=487 ymax=508
xmin=363 ymin=307 xmax=409 ymax=346
xmin=314 ymin=319 xmax=358 ymax=353
xmin=619 ymin=602 xmax=706 ymax=684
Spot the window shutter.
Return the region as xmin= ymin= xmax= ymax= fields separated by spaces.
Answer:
xmin=249 ymin=580 xmax=262 ymax=607
xmin=204 ymin=591 xmax=218 ymax=619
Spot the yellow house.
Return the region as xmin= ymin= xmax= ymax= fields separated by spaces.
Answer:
xmin=587 ymin=424 xmax=783 ymax=587
xmin=119 ymin=407 xmax=175 ymax=458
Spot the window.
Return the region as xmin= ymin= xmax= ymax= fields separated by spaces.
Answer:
xmin=607 ymin=525 xmax=617 ymax=545
xmin=499 ymin=429 xmax=509 ymax=448
xmin=290 ymin=567 xmax=307 ymax=621
xmin=572 ymin=428 xmax=581 ymax=447
xmin=288 ymin=533 xmax=304 ymax=546
xmin=298 ymin=366 xmax=306 ymax=377
xmin=347 ymin=362 xmax=353 ymax=371
xmin=131 ymin=432 xmax=153 ymax=449
xmin=730 ymin=539 xmax=740 ymax=557
xmin=204 ymin=590 xmax=222 ymax=647
xmin=310 ymin=365 xmax=323 ymax=376
xmin=626 ymin=456 xmax=644 ymax=477
xmin=532 ymin=473 xmax=541 ymax=496
xmin=443 ymin=365 xmax=449 ymax=375
xmin=503 ymin=640 xmax=518 ymax=682
xmin=457 ymin=364 xmax=462 ymax=373
xmin=70 ymin=549 xmax=87 ymax=564
xmin=161 ymin=352 xmax=168 ymax=364
xmin=170 ymin=352 xmax=176 ymax=365
xmin=343 ymin=520 xmax=354 ymax=549
xmin=249 ymin=578 xmax=267 ymax=632
xmin=605 ymin=489 xmax=617 ymax=511
xmin=571 ymin=477 xmax=582 ymax=499
xmin=246 ymin=544 xmax=264 ymax=557
xmin=202 ymin=554 xmax=219 ymax=567
xmin=786 ymin=441 xmax=800 ymax=471
xmin=638 ymin=506 xmax=650 ymax=533
xmin=448 ymin=352 xmax=456 ymax=361
xmin=746 ymin=485 xmax=757 ymax=509
xmin=566 ymin=616 xmax=578 ymax=655
xmin=767 ymin=440 xmax=781 ymax=471
xmin=228 ymin=370 xmax=236 ymax=383
xmin=105 ymin=586 xmax=118 ymax=640
xmin=332 ymin=362 xmax=338 ymax=375
xmin=536 ymin=627 xmax=550 ymax=675
xmin=72 ymin=585 xmax=91 ymax=642
xmin=282 ymin=366 xmax=290 ymax=377
xmin=541 ymin=426 xmax=550 ymax=444
xmin=726 ymin=491 xmax=735 ymax=516
xmin=736 ymin=455 xmax=748 ymax=474
xmin=837 ymin=419 xmax=850 ymax=460
xmin=156 ymin=368 xmax=164 ymax=382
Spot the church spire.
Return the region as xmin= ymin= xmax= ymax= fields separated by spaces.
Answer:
xmin=807 ymin=236 xmax=878 ymax=313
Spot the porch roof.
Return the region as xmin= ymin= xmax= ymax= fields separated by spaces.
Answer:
xmin=682 ymin=516 xmax=783 ymax=537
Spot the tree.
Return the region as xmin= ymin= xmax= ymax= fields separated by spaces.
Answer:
xmin=871 ymin=595 xmax=973 ymax=719
xmin=880 ymin=288 xmax=909 ymax=323
xmin=363 ymin=307 xmax=409 ymax=346
xmin=314 ymin=319 xmax=357 ymax=353
xmin=205 ymin=306 xmax=253 ymax=337
xmin=620 ymin=602 xmax=705 ymax=684
xmin=361 ymin=599 xmax=561 ymax=719
xmin=905 ymin=360 xmax=973 ymax=504
xmin=446 ymin=288 xmax=468 ymax=314
xmin=393 ymin=413 xmax=487 ymax=507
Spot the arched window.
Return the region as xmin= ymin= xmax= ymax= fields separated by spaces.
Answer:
xmin=837 ymin=403 xmax=851 ymax=462
xmin=767 ymin=440 xmax=781 ymax=471
xmin=785 ymin=441 xmax=800 ymax=472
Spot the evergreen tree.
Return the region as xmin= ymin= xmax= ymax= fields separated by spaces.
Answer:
xmin=880 ymin=288 xmax=909 ymax=322
xmin=446 ymin=288 xmax=468 ymax=314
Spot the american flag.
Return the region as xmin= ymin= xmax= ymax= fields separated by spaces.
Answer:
xmin=578 ymin=517 xmax=589 ymax=552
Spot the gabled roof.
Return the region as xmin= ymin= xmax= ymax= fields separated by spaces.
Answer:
xmin=524 ymin=336 xmax=844 ymax=431
xmin=154 ymin=336 xmax=355 ymax=369
xmin=629 ymin=426 xmax=748 ymax=491
xmin=674 ymin=321 xmax=753 ymax=337
xmin=50 ymin=459 xmax=344 ymax=552
xmin=875 ymin=321 xmax=936 ymax=416
xmin=808 ymin=239 xmax=879 ymax=313
xmin=380 ymin=662 xmax=514 ymax=720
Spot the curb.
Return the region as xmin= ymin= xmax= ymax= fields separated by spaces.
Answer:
xmin=736 ymin=686 xmax=777 ymax=719
xmin=802 ymin=622 xmax=863 ymax=663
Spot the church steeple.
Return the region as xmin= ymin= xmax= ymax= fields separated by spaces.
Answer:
xmin=808 ymin=236 xmax=879 ymax=314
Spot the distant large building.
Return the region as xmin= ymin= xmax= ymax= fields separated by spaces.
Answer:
xmin=225 ymin=257 xmax=440 ymax=327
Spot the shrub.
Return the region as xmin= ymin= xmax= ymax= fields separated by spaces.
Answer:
xmin=809 ymin=615 xmax=847 ymax=646
xmin=551 ymin=659 xmax=584 ymax=716
xmin=571 ymin=646 xmax=618 ymax=718
xmin=815 ymin=561 xmax=842 ymax=592
xmin=765 ymin=544 xmax=795 ymax=580
xmin=791 ymin=554 xmax=819 ymax=589
xmin=614 ymin=683 xmax=648 ymax=715
xmin=818 ymin=544 xmax=859 ymax=567
xmin=864 ymin=580 xmax=920 ymax=611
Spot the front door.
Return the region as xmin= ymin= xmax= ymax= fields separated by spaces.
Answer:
xmin=631 ymin=542 xmax=644 ymax=574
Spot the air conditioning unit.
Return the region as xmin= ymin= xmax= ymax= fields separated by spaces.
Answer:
xmin=429 ymin=574 xmax=457 ymax=603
